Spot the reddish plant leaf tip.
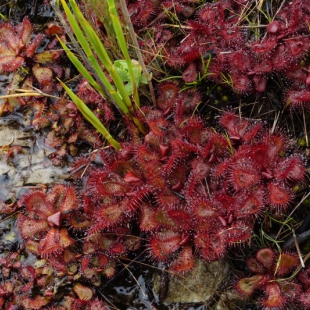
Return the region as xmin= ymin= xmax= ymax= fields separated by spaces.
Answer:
xmin=169 ymin=245 xmax=194 ymax=274
xmin=237 ymin=274 xmax=265 ymax=296
xmin=47 ymin=211 xmax=61 ymax=227
xmin=263 ymin=282 xmax=286 ymax=309
xmin=301 ymin=289 xmax=310 ymax=308
xmin=274 ymin=155 xmax=306 ymax=182
xmin=229 ymin=161 xmax=261 ymax=192
xmin=124 ymin=171 xmax=140 ymax=183
xmin=256 ymin=248 xmax=275 ymax=270
xmin=275 ymin=253 xmax=299 ymax=276
xmin=268 ymin=182 xmax=293 ymax=210
xmin=149 ymin=230 xmax=182 ymax=261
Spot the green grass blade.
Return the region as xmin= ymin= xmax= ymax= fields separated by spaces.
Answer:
xmin=58 ymin=79 xmax=121 ymax=151
xmin=57 ymin=36 xmax=104 ymax=95
xmin=69 ymin=0 xmax=133 ymax=111
xmin=60 ymin=0 xmax=131 ymax=116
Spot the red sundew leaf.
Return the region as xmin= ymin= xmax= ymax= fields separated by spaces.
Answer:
xmin=1 ymin=56 xmax=24 ymax=73
xmin=229 ymin=160 xmax=261 ymax=192
xmin=263 ymin=282 xmax=286 ymax=309
xmin=231 ymin=74 xmax=252 ymax=94
xmin=124 ymin=171 xmax=140 ymax=183
xmin=0 ymin=24 xmax=19 ymax=51
xmin=274 ymin=155 xmax=306 ymax=182
xmin=136 ymin=145 xmax=160 ymax=164
xmin=285 ymin=89 xmax=310 ymax=108
xmin=181 ymin=118 xmax=205 ymax=145
xmin=242 ymin=123 xmax=264 ymax=143
xmin=3 ymin=56 xmax=25 ymax=72
xmin=182 ymin=47 xmax=200 ymax=63
xmin=264 ymin=133 xmax=286 ymax=162
xmin=182 ymin=62 xmax=197 ymax=82
xmin=45 ymin=23 xmax=62 ymax=35
xmin=268 ymin=182 xmax=293 ymax=210
xmin=109 ymin=242 xmax=126 ymax=256
xmin=90 ymin=171 xmax=129 ymax=197
xmin=90 ymin=299 xmax=108 ymax=310
xmin=301 ymin=288 xmax=310 ymax=308
xmin=59 ymin=228 xmax=73 ymax=248
xmin=45 ymin=130 xmax=63 ymax=148
xmin=156 ymin=82 xmax=179 ymax=111
xmin=102 ymin=262 xmax=116 ymax=278
xmin=278 ymin=281 xmax=302 ymax=300
xmin=202 ymin=133 xmax=229 ymax=161
xmin=149 ymin=230 xmax=182 ymax=261
xmin=127 ymin=185 xmax=154 ymax=212
xmin=25 ymin=33 xmax=45 ymax=57
xmin=266 ymin=20 xmax=283 ymax=34
xmin=18 ymin=215 xmax=49 ymax=239
xmin=22 ymin=296 xmax=51 ymax=309
xmin=250 ymin=38 xmax=278 ymax=54
xmin=147 ymin=117 xmax=169 ymax=137
xmin=47 ymin=211 xmax=61 ymax=226
xmin=20 ymin=281 xmax=34 ymax=293
xmin=63 ymin=248 xmax=76 ymax=263
xmin=26 ymin=239 xmax=39 ymax=255
xmin=73 ymin=283 xmax=93 ymax=301
xmin=97 ymin=203 xmax=124 ymax=225
xmin=298 ymin=267 xmax=310 ymax=286
xmin=198 ymin=4 xmax=218 ymax=23
xmin=203 ymin=231 xmax=227 ymax=261
xmin=156 ymin=188 xmax=181 ymax=208
xmin=0 ymin=285 xmax=5 ymax=297
xmin=139 ymin=202 xmax=159 ymax=232
xmin=38 ymin=228 xmax=70 ymax=257
xmin=169 ymin=245 xmax=194 ymax=274
xmin=256 ymin=248 xmax=275 ymax=270
xmin=32 ymin=65 xmax=53 ymax=85
xmin=21 ymin=266 xmax=35 ymax=281
xmin=253 ymin=74 xmax=267 ymax=92
xmin=285 ymin=36 xmax=310 ymax=59
xmin=248 ymin=144 xmax=269 ymax=168
xmin=167 ymin=210 xmax=191 ymax=230
xmin=0 ymin=45 xmax=15 ymax=57
xmin=235 ymin=189 xmax=265 ymax=218
xmin=212 ymin=159 xmax=232 ymax=178
xmin=193 ymin=198 xmax=217 ymax=221
xmin=46 ymin=184 xmax=78 ymax=214
xmin=236 ymin=275 xmax=265 ymax=296
xmin=214 ymin=193 xmax=235 ymax=212
xmin=144 ymin=132 xmax=160 ymax=149
xmin=275 ymin=253 xmax=299 ymax=277
xmin=20 ymin=17 xmax=33 ymax=46
xmin=246 ymin=257 xmax=265 ymax=274
xmin=219 ymin=112 xmax=238 ymax=136
xmin=224 ymin=220 xmax=253 ymax=244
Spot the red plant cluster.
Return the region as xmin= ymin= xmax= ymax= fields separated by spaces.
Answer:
xmin=0 ymin=251 xmax=108 ymax=309
xmin=0 ymin=17 xmax=65 ymax=115
xmin=133 ymin=0 xmax=310 ymax=106
xmin=29 ymin=79 xmax=116 ymax=166
xmin=237 ymin=248 xmax=310 ymax=309
xmin=55 ymin=82 xmax=306 ymax=271
xmin=10 ymin=79 xmax=306 ymax=305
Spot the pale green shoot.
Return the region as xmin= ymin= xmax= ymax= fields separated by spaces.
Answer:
xmin=114 ymin=59 xmax=149 ymax=96
xmin=106 ymin=0 xmax=140 ymax=107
